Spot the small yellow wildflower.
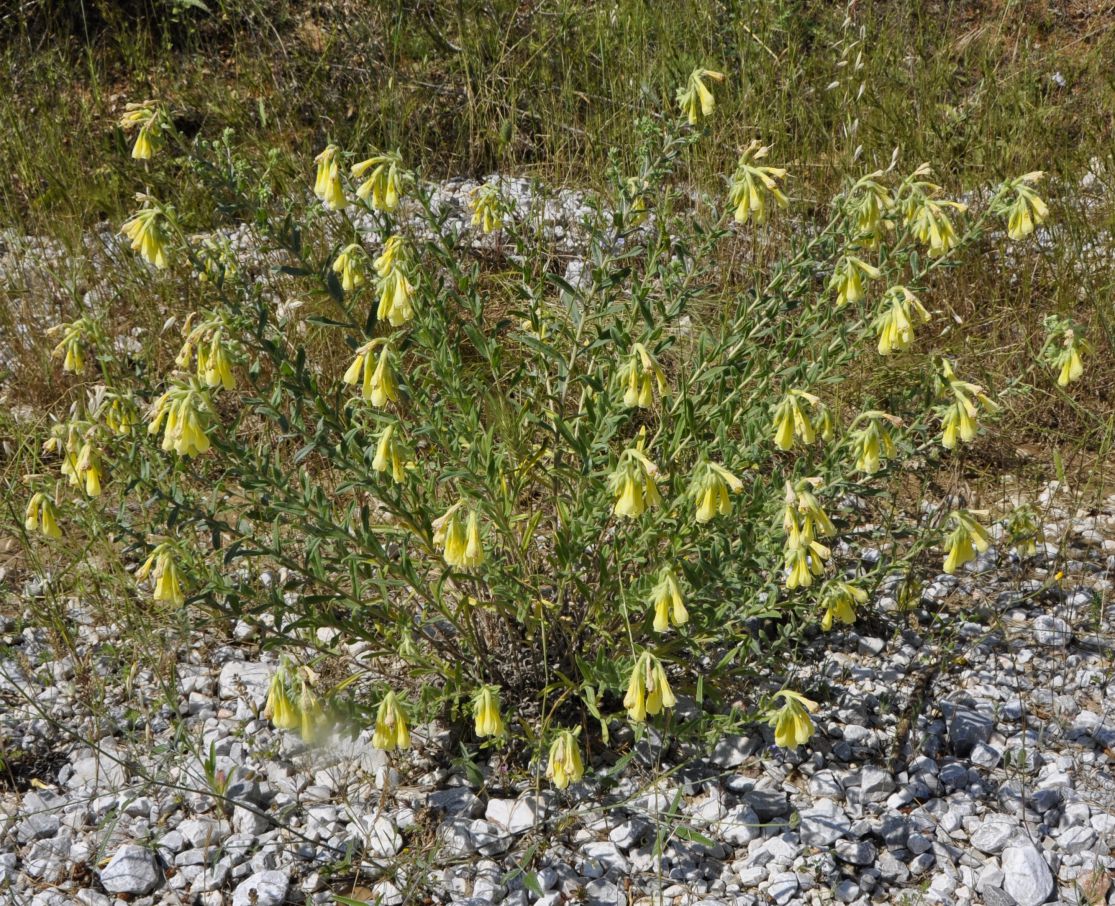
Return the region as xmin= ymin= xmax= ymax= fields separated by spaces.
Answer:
xmin=828 ymin=255 xmax=881 ymax=308
xmin=769 ymin=690 xmax=819 ymax=748
xmin=313 ymin=145 xmax=347 ymax=210
xmin=351 ymin=151 xmax=406 ymax=212
xmin=783 ymin=480 xmax=835 ymax=590
xmin=299 ymin=678 xmax=325 ymax=743
xmin=121 ymin=204 xmax=170 ymax=268
xmin=1001 ymin=172 xmax=1049 ymax=241
xmin=849 ymin=411 xmax=901 ymax=475
xmin=373 ymin=237 xmax=417 ymax=326
xmin=845 ymin=172 xmax=894 ymax=245
xmin=610 ymin=446 xmax=662 ymax=519
xmin=1043 ymin=317 xmax=1089 ymax=388
xmin=136 ymin=543 xmax=186 ymax=606
xmin=148 ymin=380 xmax=213 ymax=457
xmin=546 ymin=729 xmax=584 ymax=790
xmin=649 ymin=566 xmax=688 ymax=633
xmin=119 ymin=101 xmax=165 ymax=160
xmin=623 ymin=651 xmax=676 ymax=722
xmin=432 ymin=503 xmax=485 ymax=569
xmin=372 ymin=423 xmax=407 ymax=483
xmin=343 ymin=340 xmax=400 ymax=408
xmin=873 ymin=286 xmax=931 ymax=356
xmin=48 ymin=318 xmax=94 ymax=374
xmin=617 ymin=343 xmax=667 ymax=408
xmin=332 ymin=243 xmax=368 ymax=293
xmin=819 ymin=580 xmax=868 ymax=631
xmin=728 ymin=141 xmax=788 ymax=225
xmin=473 ymin=686 xmax=505 ymax=738
xmin=372 ymin=691 xmax=411 ymax=751
xmin=942 ymin=510 xmax=991 ymax=574
xmin=24 ymin=492 xmax=63 ymax=539
xmin=771 ymin=389 xmax=830 ymax=451
xmin=264 ymin=667 xmax=301 ymax=732
xmin=937 ymin=359 xmax=996 ymax=450
xmin=689 ymin=461 xmax=744 ymax=523
xmin=676 ymin=68 xmax=725 ymax=125
xmin=469 ymin=184 xmax=504 ymax=233
xmin=899 ymin=166 xmax=966 ymax=256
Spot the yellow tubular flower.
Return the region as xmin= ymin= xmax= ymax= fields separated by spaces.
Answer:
xmin=469 ymin=184 xmax=504 ymax=233
xmin=942 ymin=510 xmax=992 ymax=574
xmin=473 ymin=686 xmax=505 ymax=738
xmin=610 ymin=447 xmax=661 ymax=519
xmin=1003 ymin=172 xmax=1049 ymax=241
xmin=153 ymin=550 xmax=185 ymax=606
xmin=376 ymin=268 xmax=416 ymax=327
xmin=819 ymin=581 xmax=868 ymax=631
xmin=828 ymin=255 xmax=881 ymax=308
xmin=76 ymin=442 xmax=103 ymax=497
xmin=617 ymin=343 xmax=668 ymax=409
xmin=49 ymin=318 xmax=94 ymax=374
xmin=313 ymin=145 xmax=347 ymax=209
xmin=770 ymin=690 xmax=819 ymax=748
xmin=676 ymin=68 xmax=726 ymax=125
xmin=851 ymin=411 xmax=900 ymax=475
xmin=846 ymin=173 xmax=894 ymax=245
xmin=265 ymin=670 xmax=301 ymax=732
xmin=728 ymin=141 xmax=788 ymax=225
xmin=909 ymin=198 xmax=966 ymax=257
xmin=25 ymin=493 xmax=63 ymax=539
xmin=372 ymin=423 xmax=407 ymax=483
xmin=623 ymin=652 xmax=676 ymax=722
xmin=372 ymin=691 xmax=410 ymax=751
xmin=937 ymin=360 xmax=996 ymax=450
xmin=546 ymin=729 xmax=584 ymax=790
xmin=771 ymin=389 xmax=827 ymax=451
xmin=650 ymin=566 xmax=688 ymax=633
xmin=332 ymin=243 xmax=367 ymax=293
xmin=873 ymin=286 xmax=931 ymax=355
xmin=351 ymin=151 xmax=406 ymax=212
xmin=690 ymin=461 xmax=743 ymax=523
xmin=148 ymin=380 xmax=213 ymax=457
xmin=120 ymin=102 xmax=164 ymax=160
xmin=120 ymin=205 xmax=170 ymax=268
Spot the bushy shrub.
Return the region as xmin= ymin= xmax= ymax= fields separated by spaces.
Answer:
xmin=22 ymin=77 xmax=1067 ymax=785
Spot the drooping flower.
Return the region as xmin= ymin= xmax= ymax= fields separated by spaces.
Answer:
xmin=936 ymin=359 xmax=996 ymax=450
xmin=546 ymin=729 xmax=584 ymax=790
xmin=898 ymin=165 xmax=966 ymax=256
xmin=728 ymin=140 xmax=788 ymax=225
xmin=849 ymin=411 xmax=901 ymax=475
xmin=1042 ymin=316 xmax=1089 ymax=388
xmin=623 ymin=651 xmax=676 ymax=722
xmin=873 ymin=286 xmax=931 ymax=355
xmin=332 ymin=243 xmax=368 ymax=293
xmin=469 ymin=183 xmax=504 ymax=233
xmin=119 ymin=101 xmax=165 ymax=160
xmin=351 ymin=150 xmax=407 ymax=212
xmin=343 ymin=340 xmax=400 ymax=408
xmin=264 ymin=666 xmax=301 ymax=732
xmin=147 ymin=379 xmax=214 ymax=457
xmin=373 ymin=236 xmax=417 ymax=326
xmin=689 ymin=461 xmax=743 ymax=523
xmin=75 ymin=441 xmax=103 ymax=497
xmin=24 ymin=492 xmax=63 ymax=539
xmin=616 ymin=343 xmax=667 ymax=408
xmin=136 ymin=543 xmax=186 ymax=606
xmin=432 ymin=503 xmax=485 ymax=569
xmin=121 ymin=203 xmax=171 ymax=268
xmin=819 ymin=580 xmax=868 ymax=631
xmin=844 ymin=172 xmax=894 ymax=246
xmin=769 ymin=690 xmax=819 ymax=748
xmin=473 ymin=686 xmax=505 ymax=738
xmin=609 ymin=445 xmax=662 ymax=519
xmin=771 ymin=389 xmax=832 ymax=451
xmin=1000 ymin=171 xmax=1050 ymax=240
xmin=313 ymin=144 xmax=347 ymax=210
xmin=828 ymin=255 xmax=881 ymax=308
xmin=372 ymin=423 xmax=407 ymax=483
xmin=649 ymin=566 xmax=688 ymax=633
xmin=676 ymin=68 xmax=725 ymax=125
xmin=48 ymin=318 xmax=94 ymax=374
xmin=178 ymin=315 xmax=237 ymax=392
xmin=782 ymin=479 xmax=835 ymax=590
xmin=372 ymin=691 xmax=410 ymax=751
xmin=942 ymin=510 xmax=992 ymax=574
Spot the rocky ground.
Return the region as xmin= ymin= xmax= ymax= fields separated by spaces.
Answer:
xmin=2 ymin=480 xmax=1114 ymax=906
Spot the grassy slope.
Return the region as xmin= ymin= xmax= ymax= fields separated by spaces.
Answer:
xmin=1 ymin=0 xmax=1113 ymax=486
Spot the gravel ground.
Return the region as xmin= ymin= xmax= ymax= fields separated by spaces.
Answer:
xmin=2 ymin=481 xmax=1114 ymax=906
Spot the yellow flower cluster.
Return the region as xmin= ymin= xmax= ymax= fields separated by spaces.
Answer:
xmin=828 ymin=255 xmax=881 ymax=308
xmin=610 ymin=446 xmax=662 ymax=518
xmin=690 ymin=461 xmax=744 ymax=522
xmin=313 ymin=145 xmax=347 ymax=210
xmin=783 ymin=480 xmax=835 ymax=590
xmin=771 ymin=389 xmax=834 ymax=451
xmin=1044 ymin=317 xmax=1089 ymax=387
xmin=343 ymin=339 xmax=399 ymax=408
xmin=48 ymin=318 xmax=93 ymax=374
xmin=623 ymin=651 xmax=675 ymax=721
xmin=101 ymin=394 xmax=138 ymax=435
xmin=372 ymin=423 xmax=407 ymax=483
xmin=52 ymin=425 xmax=103 ymax=497
xmin=121 ymin=204 xmax=170 ymax=269
xmin=352 ymin=151 xmax=407 ymax=213
xmin=332 ymin=243 xmax=368 ymax=293
xmin=24 ymin=492 xmax=62 ymax=539
xmin=473 ymin=686 xmax=505 ymax=738
xmin=432 ymin=502 xmax=486 ymax=569
xmin=1002 ymin=172 xmax=1049 ymax=241
xmin=148 ymin=380 xmax=213 ymax=456
xmin=849 ymin=411 xmax=900 ymax=475
xmin=469 ymin=184 xmax=505 ymax=234
xmin=372 ymin=691 xmax=411 ymax=751
xmin=177 ymin=314 xmax=237 ymax=391
xmin=649 ymin=566 xmax=688 ymax=633
xmin=942 ymin=510 xmax=991 ymax=574
xmin=546 ymin=729 xmax=584 ymax=789
xmin=937 ymin=359 xmax=996 ymax=450
xmin=819 ymin=580 xmax=868 ymax=631
xmin=617 ymin=343 xmax=667 ymax=409
xmin=845 ymin=173 xmax=894 ymax=246
xmin=136 ymin=543 xmax=185 ymax=606
xmin=728 ymin=141 xmax=788 ymax=225
xmin=374 ymin=236 xmax=417 ymax=326
xmin=873 ymin=286 xmax=931 ymax=355
xmin=119 ymin=101 xmax=165 ymax=160
xmin=265 ymin=664 xmax=327 ymax=743
xmin=769 ymin=690 xmax=818 ymax=748
xmin=676 ymin=68 xmax=725 ymax=125
xmin=899 ymin=165 xmax=966 ymax=256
